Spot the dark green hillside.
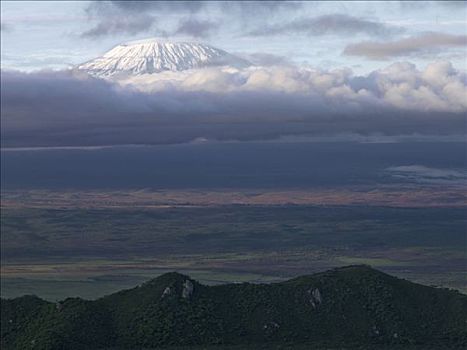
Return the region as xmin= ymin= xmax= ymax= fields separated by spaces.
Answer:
xmin=2 ymin=266 xmax=466 ymax=349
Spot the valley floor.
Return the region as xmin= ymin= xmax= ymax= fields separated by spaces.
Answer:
xmin=1 ymin=194 xmax=465 ymax=300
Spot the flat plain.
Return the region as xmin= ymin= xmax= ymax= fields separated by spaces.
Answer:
xmin=2 ymin=142 xmax=465 ymax=300
xmin=2 ymin=195 xmax=465 ymax=300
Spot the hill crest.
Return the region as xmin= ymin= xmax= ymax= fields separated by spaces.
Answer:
xmin=2 ymin=265 xmax=466 ymax=349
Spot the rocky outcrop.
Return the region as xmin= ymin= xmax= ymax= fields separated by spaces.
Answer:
xmin=182 ymin=280 xmax=194 ymax=300
xmin=161 ymin=287 xmax=172 ymax=299
xmin=307 ymin=288 xmax=322 ymax=309
xmin=263 ymin=321 xmax=280 ymax=336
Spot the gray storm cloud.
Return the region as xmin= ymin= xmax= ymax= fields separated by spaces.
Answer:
xmin=242 ymin=53 xmax=293 ymax=67
xmin=400 ymin=1 xmax=467 ymax=10
xmin=80 ymin=1 xmax=464 ymax=41
xmin=108 ymin=0 xmax=204 ymax=13
xmin=1 ymin=61 xmax=466 ymax=148
xmin=1 ymin=23 xmax=13 ymax=32
xmin=248 ymin=14 xmax=403 ymax=37
xmin=174 ymin=19 xmax=219 ymax=38
xmin=106 ymin=0 xmax=300 ymax=16
xmin=81 ymin=14 xmax=157 ymax=38
xmin=344 ymin=33 xmax=467 ymax=59
xmin=82 ymin=0 xmax=301 ymax=38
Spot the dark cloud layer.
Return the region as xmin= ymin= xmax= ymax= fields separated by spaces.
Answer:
xmin=82 ymin=1 xmax=157 ymax=38
xmin=437 ymin=1 xmax=467 ymax=9
xmin=106 ymin=0 xmax=299 ymax=16
xmin=400 ymin=1 xmax=467 ymax=10
xmin=82 ymin=0 xmax=302 ymax=38
xmin=109 ymin=0 xmax=204 ymax=13
xmin=1 ymin=68 xmax=465 ymax=148
xmin=1 ymin=23 xmax=12 ymax=32
xmin=243 ymin=53 xmax=293 ymax=66
xmin=82 ymin=1 xmax=399 ymax=39
xmin=248 ymin=14 xmax=403 ymax=37
xmin=81 ymin=14 xmax=156 ymax=38
xmin=174 ymin=19 xmax=219 ymax=38
xmin=344 ymin=32 xmax=467 ymax=59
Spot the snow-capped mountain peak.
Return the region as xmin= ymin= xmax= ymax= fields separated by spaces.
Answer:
xmin=77 ymin=38 xmax=250 ymax=78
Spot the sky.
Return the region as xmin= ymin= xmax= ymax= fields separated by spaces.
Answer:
xmin=1 ymin=1 xmax=467 ymax=148
xmin=1 ymin=1 xmax=466 ymax=73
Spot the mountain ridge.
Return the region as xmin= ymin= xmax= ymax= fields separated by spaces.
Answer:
xmin=2 ymin=265 xmax=466 ymax=349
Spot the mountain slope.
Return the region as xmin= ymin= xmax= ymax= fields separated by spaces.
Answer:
xmin=76 ymin=39 xmax=250 ymax=78
xmin=2 ymin=266 xmax=466 ymax=349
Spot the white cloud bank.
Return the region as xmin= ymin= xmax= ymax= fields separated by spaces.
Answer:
xmin=115 ymin=60 xmax=467 ymax=113
xmin=2 ymin=60 xmax=466 ymax=148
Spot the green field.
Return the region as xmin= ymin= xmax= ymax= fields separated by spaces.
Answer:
xmin=1 ymin=205 xmax=466 ymax=300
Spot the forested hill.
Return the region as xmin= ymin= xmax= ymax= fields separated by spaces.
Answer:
xmin=2 ymin=265 xmax=466 ymax=349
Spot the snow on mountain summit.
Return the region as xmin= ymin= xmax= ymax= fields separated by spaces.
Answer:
xmin=77 ymin=39 xmax=250 ymax=78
